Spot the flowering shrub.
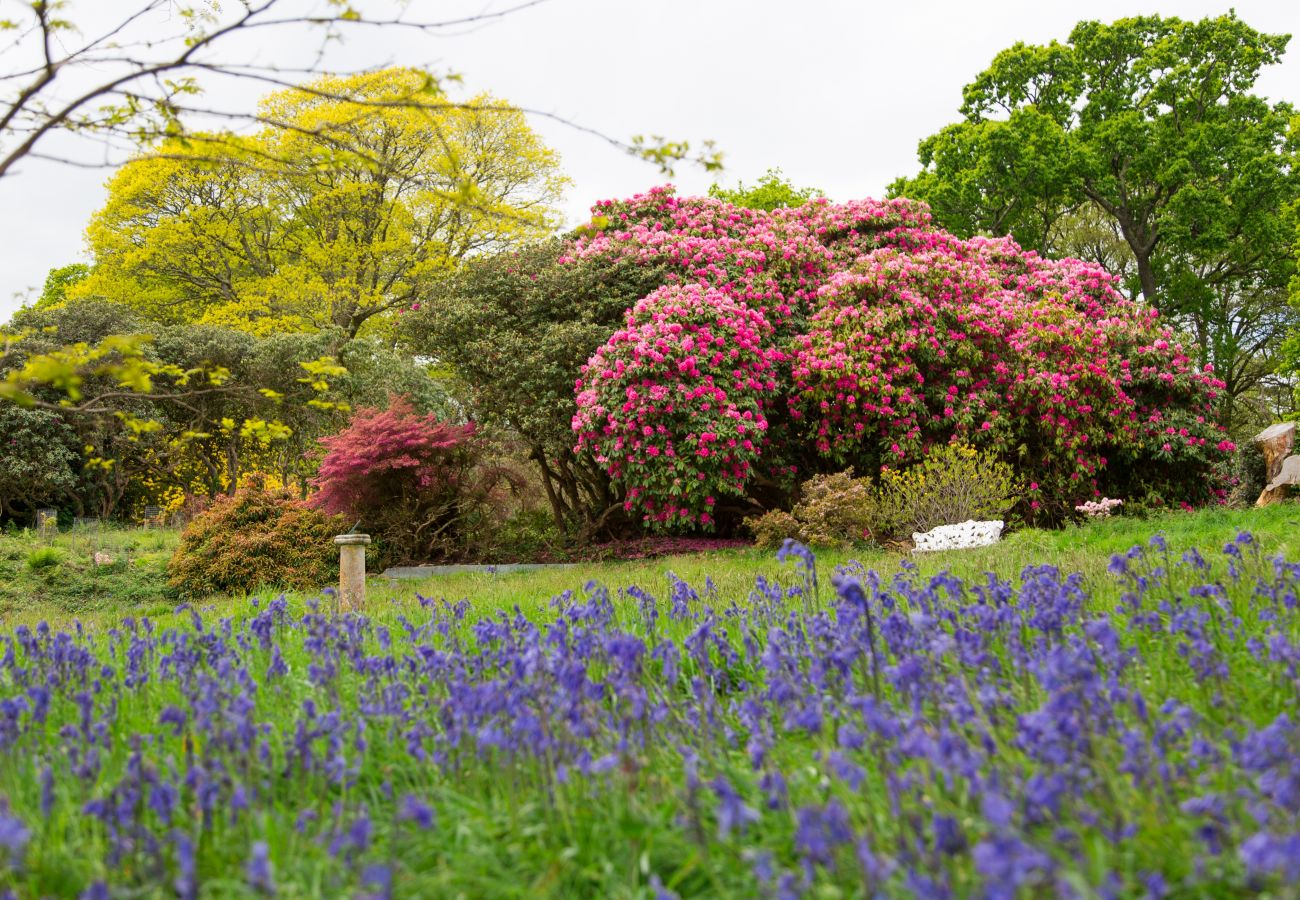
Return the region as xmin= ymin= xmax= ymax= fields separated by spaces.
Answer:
xmin=1076 ymin=497 xmax=1124 ymax=518
xmin=573 ymin=284 xmax=782 ymax=530
xmin=168 ymin=484 xmax=344 ymax=597
xmin=312 ymin=397 xmax=513 ymax=565
xmin=570 ymin=187 xmax=1230 ymax=527
xmin=873 ymin=443 xmax=1019 ymax=535
xmin=2 ymin=534 xmax=1297 ymax=895
xmin=791 ymin=239 xmax=1225 ymax=518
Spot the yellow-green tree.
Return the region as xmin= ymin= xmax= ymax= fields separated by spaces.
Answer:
xmin=74 ymin=68 xmax=568 ymax=337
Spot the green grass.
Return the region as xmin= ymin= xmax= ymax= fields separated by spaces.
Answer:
xmin=0 ymin=503 xmax=1295 ymax=632
xmin=0 ymin=524 xmax=178 ymax=621
xmin=0 ymin=502 xmax=1296 ymax=896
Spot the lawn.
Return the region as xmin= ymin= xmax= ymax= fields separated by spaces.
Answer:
xmin=0 ymin=504 xmax=1296 ymax=896
xmin=2 ymin=503 xmax=1296 ymax=630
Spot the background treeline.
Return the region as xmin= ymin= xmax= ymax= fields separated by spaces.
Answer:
xmin=0 ymin=298 xmax=451 ymax=523
xmin=4 ymin=13 xmax=1300 ymax=564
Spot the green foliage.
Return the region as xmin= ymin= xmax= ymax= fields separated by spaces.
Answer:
xmin=25 ymin=547 xmax=63 ymax=571
xmin=875 ymin=444 xmax=1020 ymax=536
xmin=745 ymin=508 xmax=804 ymax=550
xmin=405 ymin=239 xmax=669 ymax=536
xmin=747 ymin=448 xmax=1018 ymax=548
xmin=0 ymin=405 xmax=81 ymax=521
xmin=35 ymin=263 xmax=89 ymax=309
xmin=8 ymin=297 xmax=145 ymax=348
xmin=1223 ymin=438 xmax=1269 ymax=507
xmin=167 ymin=486 xmax=345 ymax=599
xmin=487 ymin=507 xmax=568 ymax=562
xmin=893 ymin=12 xmax=1300 ymax=429
xmin=707 ymin=167 xmax=822 ymax=211
xmin=0 ymin=526 xmax=174 ymax=618
xmin=746 ymin=469 xmax=878 ymax=549
xmin=74 ymin=69 xmax=568 ymax=338
xmin=2 ymin=300 xmax=451 ymax=521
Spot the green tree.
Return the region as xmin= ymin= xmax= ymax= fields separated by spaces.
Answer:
xmin=73 ymin=69 xmax=570 ymax=338
xmin=35 ymin=263 xmax=90 ymax=309
xmin=0 ymin=405 xmax=81 ymax=522
xmin=708 ymin=168 xmax=822 ymax=211
xmin=893 ymin=13 xmax=1300 ymax=429
xmin=404 ymin=240 xmax=668 ymax=537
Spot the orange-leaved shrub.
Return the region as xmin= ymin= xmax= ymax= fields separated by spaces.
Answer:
xmin=168 ymin=485 xmax=345 ymax=599
xmin=746 ymin=469 xmax=877 ymax=549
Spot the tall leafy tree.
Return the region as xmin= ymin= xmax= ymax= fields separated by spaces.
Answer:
xmin=73 ymin=68 xmax=569 ymax=337
xmin=708 ymin=168 xmax=822 ymax=211
xmin=893 ymin=13 xmax=1300 ymax=429
xmin=405 ymin=240 xmax=669 ymax=537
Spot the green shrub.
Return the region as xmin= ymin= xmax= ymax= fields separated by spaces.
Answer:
xmin=1223 ymin=438 xmax=1267 ymax=507
xmin=26 ymin=547 xmax=64 ymax=571
xmin=875 ymin=443 xmax=1019 ymax=536
xmin=746 ymin=508 xmax=805 ymax=550
xmin=746 ymin=469 xmax=877 ymax=549
xmin=485 ymin=507 xmax=567 ymax=562
xmin=168 ymin=486 xmax=345 ymax=599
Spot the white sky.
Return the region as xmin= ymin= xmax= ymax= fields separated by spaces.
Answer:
xmin=2 ymin=0 xmax=1298 ymax=320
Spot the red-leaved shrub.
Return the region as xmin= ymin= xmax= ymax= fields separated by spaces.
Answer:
xmin=311 ymin=398 xmax=511 ymax=565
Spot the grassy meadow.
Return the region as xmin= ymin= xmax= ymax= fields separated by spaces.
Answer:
xmin=0 ymin=505 xmax=1297 ymax=896
xmin=1 ymin=503 xmax=1296 ymax=630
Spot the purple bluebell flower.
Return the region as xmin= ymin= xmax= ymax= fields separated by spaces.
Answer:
xmin=399 ymin=794 xmax=435 ymax=830
xmin=246 ymin=841 xmax=274 ymax=893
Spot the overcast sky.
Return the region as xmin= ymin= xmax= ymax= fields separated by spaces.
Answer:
xmin=2 ymin=0 xmax=1298 ymax=320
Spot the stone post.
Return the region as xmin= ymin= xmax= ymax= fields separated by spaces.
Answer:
xmin=334 ymin=533 xmax=371 ymax=613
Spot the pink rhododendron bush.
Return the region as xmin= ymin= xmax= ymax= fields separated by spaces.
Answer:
xmin=570 ymin=186 xmax=1230 ymax=529
xmin=573 ymin=283 xmax=780 ymax=530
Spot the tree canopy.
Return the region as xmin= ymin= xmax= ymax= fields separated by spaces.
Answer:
xmin=892 ymin=12 xmax=1300 ymax=430
xmin=70 ymin=68 xmax=569 ymax=338
xmin=707 ymin=168 xmax=823 ymax=211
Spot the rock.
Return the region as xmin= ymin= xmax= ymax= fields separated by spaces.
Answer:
xmin=1254 ymin=423 xmax=1296 ymax=483
xmin=912 ymin=520 xmax=1004 ymax=552
xmin=1257 ymin=453 xmax=1300 ymax=507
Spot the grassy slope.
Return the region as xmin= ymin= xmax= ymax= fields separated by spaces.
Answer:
xmin=0 ymin=503 xmax=1295 ymax=630
xmin=0 ymin=525 xmax=178 ymax=621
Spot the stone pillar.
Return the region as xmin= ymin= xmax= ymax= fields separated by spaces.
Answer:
xmin=334 ymin=533 xmax=371 ymax=613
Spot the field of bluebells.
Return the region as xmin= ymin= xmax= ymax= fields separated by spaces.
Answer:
xmin=0 ymin=533 xmax=1298 ymax=898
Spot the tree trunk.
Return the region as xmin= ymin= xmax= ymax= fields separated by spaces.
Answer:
xmin=1133 ymin=250 xmax=1158 ymax=304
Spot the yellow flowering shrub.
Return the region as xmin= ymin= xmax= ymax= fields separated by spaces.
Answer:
xmin=875 ymin=444 xmax=1019 ymax=536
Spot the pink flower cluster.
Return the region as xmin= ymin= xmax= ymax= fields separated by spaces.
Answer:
xmin=569 ymin=186 xmax=1229 ymax=528
xmin=1075 ymin=497 xmax=1124 ymax=518
xmin=573 ymin=283 xmax=779 ymax=529
xmin=792 ymin=237 xmax=1226 ymax=510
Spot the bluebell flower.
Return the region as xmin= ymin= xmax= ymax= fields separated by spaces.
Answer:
xmin=399 ymin=794 xmax=435 ymax=830
xmin=245 ymin=841 xmax=274 ymax=893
